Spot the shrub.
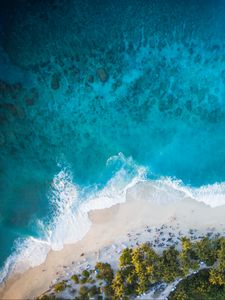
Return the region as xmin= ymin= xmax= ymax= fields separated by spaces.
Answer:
xmin=71 ymin=274 xmax=79 ymax=284
xmin=131 ymin=243 xmax=160 ymax=294
xmin=53 ymin=281 xmax=66 ymax=293
xmin=82 ymin=269 xmax=90 ymax=278
xmin=169 ymin=269 xmax=225 ymax=300
xmin=95 ymin=262 xmax=114 ymax=284
xmin=179 ymin=238 xmax=198 ymax=274
xmin=160 ymin=246 xmax=182 ymax=282
xmin=112 ymin=270 xmax=129 ymax=298
xmin=79 ymin=285 xmax=89 ymax=297
xmin=209 ymin=237 xmax=225 ymax=286
xmin=80 ymin=277 xmax=88 ymax=284
xmin=88 ymin=285 xmax=99 ymax=297
xmin=119 ymin=248 xmax=133 ymax=268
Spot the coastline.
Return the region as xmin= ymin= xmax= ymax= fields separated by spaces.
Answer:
xmin=1 ymin=181 xmax=225 ymax=299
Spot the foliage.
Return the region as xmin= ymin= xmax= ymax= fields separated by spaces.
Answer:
xmin=40 ymin=235 xmax=225 ymax=300
xmin=82 ymin=269 xmax=90 ymax=278
xmin=113 ymin=248 xmax=138 ymax=298
xmin=95 ymin=262 xmax=114 ymax=284
xmin=53 ymin=281 xmax=67 ymax=293
xmin=79 ymin=285 xmax=89 ymax=298
xmin=71 ymin=274 xmax=79 ymax=284
xmin=132 ymin=242 xmax=160 ymax=294
xmin=80 ymin=277 xmax=88 ymax=284
xmin=87 ymin=285 xmax=99 ymax=297
xmin=169 ymin=269 xmax=225 ymax=300
xmin=112 ymin=270 xmax=130 ymax=299
xmin=209 ymin=237 xmax=225 ymax=286
xmin=195 ymin=237 xmax=217 ymax=266
xmin=103 ymin=284 xmax=114 ymax=297
xmin=119 ymin=248 xmax=133 ymax=268
xmin=179 ymin=237 xmax=199 ymax=274
xmin=160 ymin=246 xmax=182 ymax=282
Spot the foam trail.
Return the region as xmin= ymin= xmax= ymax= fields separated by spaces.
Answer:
xmin=189 ymin=182 xmax=225 ymax=207
xmin=151 ymin=177 xmax=225 ymax=207
xmin=0 ymin=153 xmax=147 ymax=283
xmin=1 ymin=154 xmax=225 ymax=284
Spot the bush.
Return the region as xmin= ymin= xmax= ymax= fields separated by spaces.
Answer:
xmin=169 ymin=269 xmax=225 ymax=300
xmin=80 ymin=277 xmax=88 ymax=284
xmin=82 ymin=269 xmax=90 ymax=278
xmin=88 ymin=285 xmax=99 ymax=297
xmin=209 ymin=237 xmax=225 ymax=286
xmin=119 ymin=248 xmax=133 ymax=268
xmin=131 ymin=243 xmax=160 ymax=294
xmin=53 ymin=281 xmax=67 ymax=293
xmin=160 ymin=246 xmax=182 ymax=282
xmin=79 ymin=285 xmax=89 ymax=297
xmin=195 ymin=237 xmax=217 ymax=266
xmin=95 ymin=262 xmax=114 ymax=284
xmin=38 ymin=236 xmax=225 ymax=300
xmin=112 ymin=270 xmax=131 ymax=298
xmin=71 ymin=274 xmax=79 ymax=284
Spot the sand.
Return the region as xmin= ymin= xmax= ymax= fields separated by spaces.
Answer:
xmin=1 ymin=181 xmax=225 ymax=299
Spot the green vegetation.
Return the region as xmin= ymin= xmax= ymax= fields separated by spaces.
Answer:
xmin=79 ymin=285 xmax=89 ymax=298
xmin=53 ymin=281 xmax=67 ymax=293
xmin=209 ymin=237 xmax=225 ymax=286
xmin=71 ymin=274 xmax=79 ymax=284
xmin=95 ymin=262 xmax=114 ymax=296
xmin=95 ymin=262 xmax=114 ymax=284
xmin=119 ymin=247 xmax=133 ymax=268
xmin=40 ymin=236 xmax=225 ymax=299
xmin=160 ymin=246 xmax=182 ymax=282
xmin=87 ymin=285 xmax=99 ymax=297
xmin=195 ymin=237 xmax=217 ymax=266
xmin=169 ymin=269 xmax=225 ymax=300
xmin=80 ymin=277 xmax=88 ymax=284
xmin=82 ymin=269 xmax=90 ymax=278
xmin=179 ymin=237 xmax=199 ymax=274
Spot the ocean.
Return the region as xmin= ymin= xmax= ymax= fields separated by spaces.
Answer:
xmin=1 ymin=0 xmax=225 ymax=282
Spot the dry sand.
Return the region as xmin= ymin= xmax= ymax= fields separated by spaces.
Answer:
xmin=1 ymin=181 xmax=225 ymax=299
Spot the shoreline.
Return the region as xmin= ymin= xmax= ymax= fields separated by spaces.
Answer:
xmin=1 ymin=181 xmax=225 ymax=299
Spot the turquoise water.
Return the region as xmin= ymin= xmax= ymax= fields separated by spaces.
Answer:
xmin=1 ymin=0 xmax=225 ymax=281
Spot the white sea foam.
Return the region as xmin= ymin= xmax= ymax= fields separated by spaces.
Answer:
xmin=187 ymin=181 xmax=225 ymax=207
xmin=145 ymin=177 xmax=225 ymax=207
xmin=1 ymin=154 xmax=225 ymax=284
xmin=0 ymin=153 xmax=146 ymax=283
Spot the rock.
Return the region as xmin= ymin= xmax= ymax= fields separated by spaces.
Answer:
xmin=51 ymin=73 xmax=60 ymax=90
xmin=96 ymin=68 xmax=108 ymax=82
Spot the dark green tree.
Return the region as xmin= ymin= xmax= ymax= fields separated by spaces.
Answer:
xmin=160 ymin=246 xmax=182 ymax=282
xmin=95 ymin=262 xmax=114 ymax=284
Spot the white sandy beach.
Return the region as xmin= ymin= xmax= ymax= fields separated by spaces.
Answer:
xmin=1 ymin=181 xmax=225 ymax=299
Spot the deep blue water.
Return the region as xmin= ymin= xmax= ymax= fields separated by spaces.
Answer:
xmin=1 ymin=0 xmax=225 ymax=279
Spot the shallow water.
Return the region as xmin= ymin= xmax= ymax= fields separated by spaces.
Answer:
xmin=1 ymin=0 xmax=225 ymax=281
